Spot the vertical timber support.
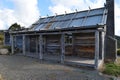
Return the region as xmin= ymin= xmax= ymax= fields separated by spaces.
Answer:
xmin=14 ymin=36 xmax=16 ymax=48
xmin=36 ymin=36 xmax=38 ymax=54
xmin=3 ymin=33 xmax=6 ymax=46
xmin=39 ymin=34 xmax=43 ymax=60
xmin=61 ymin=34 xmax=65 ymax=63
xmin=28 ymin=36 xmax=30 ymax=53
xmin=23 ymin=35 xmax=26 ymax=55
xmin=101 ymin=32 xmax=105 ymax=61
xmin=72 ymin=34 xmax=75 ymax=54
xmin=11 ymin=35 xmax=14 ymax=54
xmin=95 ymin=30 xmax=99 ymax=69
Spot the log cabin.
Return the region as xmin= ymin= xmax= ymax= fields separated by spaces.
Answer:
xmin=4 ymin=0 xmax=117 ymax=69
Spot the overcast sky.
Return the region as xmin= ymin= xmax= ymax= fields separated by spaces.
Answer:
xmin=0 ymin=0 xmax=120 ymax=35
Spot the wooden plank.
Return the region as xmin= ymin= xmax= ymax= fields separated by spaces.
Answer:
xmin=95 ymin=30 xmax=99 ymax=69
xmin=74 ymin=40 xmax=95 ymax=44
xmin=39 ymin=34 xmax=43 ymax=60
xmin=61 ymin=33 xmax=65 ymax=63
xmin=75 ymin=37 xmax=95 ymax=40
xmin=10 ymin=30 xmax=96 ymax=36
xmin=47 ymin=44 xmax=60 ymax=47
xmin=74 ymin=44 xmax=95 ymax=46
xmin=23 ymin=35 xmax=26 ymax=55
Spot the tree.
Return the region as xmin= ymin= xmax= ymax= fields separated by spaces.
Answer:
xmin=9 ymin=23 xmax=21 ymax=31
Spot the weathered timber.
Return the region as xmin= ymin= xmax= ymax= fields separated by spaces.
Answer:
xmin=36 ymin=36 xmax=39 ymax=54
xmin=39 ymin=34 xmax=43 ymax=60
xmin=11 ymin=35 xmax=14 ymax=54
xmin=101 ymin=32 xmax=105 ymax=60
xmin=61 ymin=33 xmax=65 ymax=63
xmin=95 ymin=30 xmax=99 ymax=69
xmin=45 ymin=35 xmax=61 ymax=55
xmin=73 ymin=32 xmax=95 ymax=58
xmin=23 ymin=35 xmax=26 ymax=55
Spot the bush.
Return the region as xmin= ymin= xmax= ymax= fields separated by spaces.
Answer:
xmin=117 ymin=49 xmax=120 ymax=55
xmin=2 ymin=46 xmax=11 ymax=53
xmin=103 ymin=63 xmax=120 ymax=77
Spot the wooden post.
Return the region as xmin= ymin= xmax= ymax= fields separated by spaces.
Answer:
xmin=72 ymin=34 xmax=75 ymax=55
xmin=95 ymin=30 xmax=99 ymax=69
xmin=28 ymin=36 xmax=30 ymax=53
xmin=36 ymin=36 xmax=38 ymax=54
xmin=3 ymin=33 xmax=6 ymax=46
xmin=61 ymin=34 xmax=65 ymax=63
xmin=101 ymin=32 xmax=105 ymax=60
xmin=11 ymin=35 xmax=14 ymax=54
xmin=39 ymin=34 xmax=43 ymax=60
xmin=23 ymin=35 xmax=26 ymax=55
xmin=14 ymin=36 xmax=16 ymax=48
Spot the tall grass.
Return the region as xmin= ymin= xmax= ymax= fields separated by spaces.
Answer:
xmin=103 ymin=63 xmax=120 ymax=77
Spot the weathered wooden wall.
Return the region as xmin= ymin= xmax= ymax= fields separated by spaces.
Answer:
xmin=44 ymin=35 xmax=61 ymax=55
xmin=73 ymin=32 xmax=95 ymax=58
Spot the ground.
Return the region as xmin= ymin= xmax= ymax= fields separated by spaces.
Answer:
xmin=0 ymin=55 xmax=119 ymax=80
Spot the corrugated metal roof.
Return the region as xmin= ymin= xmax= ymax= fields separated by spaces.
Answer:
xmin=30 ymin=7 xmax=107 ymax=31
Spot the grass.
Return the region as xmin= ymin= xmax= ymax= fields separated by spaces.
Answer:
xmin=103 ymin=57 xmax=120 ymax=77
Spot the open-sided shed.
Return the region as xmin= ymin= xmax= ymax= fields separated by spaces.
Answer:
xmin=4 ymin=0 xmax=117 ymax=69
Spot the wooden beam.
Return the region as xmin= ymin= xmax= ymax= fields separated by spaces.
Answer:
xmin=36 ymin=36 xmax=38 ymax=54
xmin=10 ymin=35 xmax=14 ymax=54
xmin=61 ymin=33 xmax=65 ymax=63
xmin=101 ymin=32 xmax=105 ymax=60
xmin=23 ymin=35 xmax=26 ymax=55
xmin=3 ymin=33 xmax=6 ymax=46
xmin=12 ymin=30 xmax=96 ymax=36
xmin=39 ymin=34 xmax=43 ymax=60
xmin=28 ymin=36 xmax=30 ymax=53
xmin=95 ymin=30 xmax=99 ymax=69
xmin=14 ymin=36 xmax=16 ymax=48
